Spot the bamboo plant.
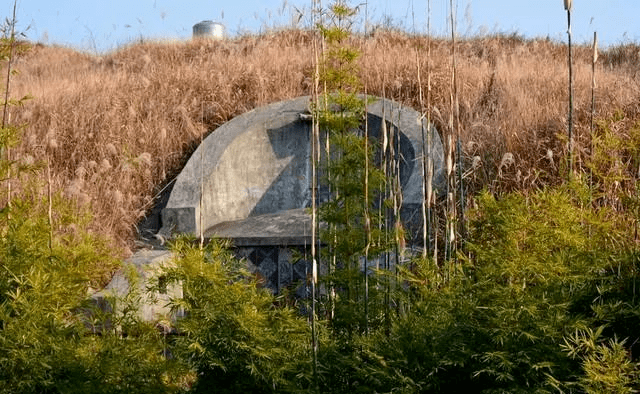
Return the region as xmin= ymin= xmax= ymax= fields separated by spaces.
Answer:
xmin=565 ymin=0 xmax=574 ymax=179
xmin=313 ymin=0 xmax=390 ymax=336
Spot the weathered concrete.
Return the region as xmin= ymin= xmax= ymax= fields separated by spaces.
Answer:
xmin=97 ymin=96 xmax=446 ymax=323
xmin=160 ymin=95 xmax=445 ymax=242
xmin=91 ymin=244 xmax=308 ymax=324
xmin=205 ymin=208 xmax=312 ymax=246
xmin=90 ymin=249 xmax=182 ymax=324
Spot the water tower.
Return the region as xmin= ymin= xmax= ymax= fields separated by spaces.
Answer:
xmin=192 ymin=20 xmax=225 ymax=40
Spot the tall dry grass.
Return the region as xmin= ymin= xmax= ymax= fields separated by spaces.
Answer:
xmin=362 ymin=32 xmax=639 ymax=190
xmin=5 ymin=30 xmax=640 ymax=252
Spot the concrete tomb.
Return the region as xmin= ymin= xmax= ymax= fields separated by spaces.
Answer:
xmin=158 ymin=95 xmax=445 ymax=292
xmin=93 ymin=96 xmax=446 ymax=326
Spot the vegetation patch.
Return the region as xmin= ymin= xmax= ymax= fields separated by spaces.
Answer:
xmin=2 ymin=0 xmax=640 ymax=392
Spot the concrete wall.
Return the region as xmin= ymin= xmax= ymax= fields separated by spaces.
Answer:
xmin=160 ymin=96 xmax=445 ymax=238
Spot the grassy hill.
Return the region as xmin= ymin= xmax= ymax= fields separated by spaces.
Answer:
xmin=3 ymin=26 xmax=640 ymax=393
xmin=6 ymin=29 xmax=640 ymax=253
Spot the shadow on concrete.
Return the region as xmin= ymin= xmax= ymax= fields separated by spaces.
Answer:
xmin=249 ymin=118 xmax=311 ymax=217
xmin=247 ymin=112 xmax=416 ymax=218
xmin=161 ymin=95 xmax=444 ymax=240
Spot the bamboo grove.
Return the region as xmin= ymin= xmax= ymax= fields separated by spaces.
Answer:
xmin=305 ymin=0 xmax=468 ymax=345
xmin=2 ymin=0 xmax=640 ymax=392
xmin=303 ymin=0 xmax=640 ymax=392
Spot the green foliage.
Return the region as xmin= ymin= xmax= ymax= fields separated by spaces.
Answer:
xmin=1 ymin=31 xmax=182 ymax=393
xmin=1 ymin=27 xmax=33 ymax=183
xmin=160 ymin=237 xmax=310 ymax=393
xmin=2 ymin=6 xmax=639 ymax=393
xmin=313 ymin=1 xmax=392 ymax=338
xmin=587 ymin=112 xmax=640 ymax=241
xmin=563 ymin=327 xmax=640 ymax=394
xmin=464 ymin=185 xmax=614 ymax=391
xmin=0 ymin=188 xmax=182 ymax=393
xmin=315 ymin=331 xmax=396 ymax=393
xmin=0 ymin=35 xmax=30 ymax=69
xmin=345 ymin=182 xmax=640 ymax=393
xmin=589 ymin=113 xmax=640 ymax=207
xmin=319 ymin=131 xmax=386 ymax=259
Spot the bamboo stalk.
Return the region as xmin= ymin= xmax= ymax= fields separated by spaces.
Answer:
xmin=310 ymin=104 xmax=319 ymax=386
xmin=414 ymin=7 xmax=428 ymax=259
xmin=310 ymin=0 xmax=321 ymax=383
xmin=565 ymin=0 xmax=574 ymax=180
xmin=392 ymin=104 xmax=404 ymax=317
xmin=427 ymin=0 xmax=436 ymax=266
xmin=5 ymin=113 xmax=10 ymax=215
xmin=47 ymin=157 xmax=53 ymax=262
xmin=389 ymin=113 xmax=399 ymax=314
xmin=363 ymin=0 xmax=370 ymax=335
xmin=590 ymin=31 xmax=598 ymax=189
xmin=385 ymin=98 xmax=400 ymax=317
xmin=446 ymin=0 xmax=458 ymax=263
xmin=321 ymin=4 xmax=335 ymax=325
xmin=588 ymin=31 xmax=598 ymax=237
xmin=381 ymin=87 xmax=391 ymax=336
xmin=199 ymin=104 xmax=205 ymax=250
xmin=2 ymin=1 xmax=18 ymax=212
xmin=453 ymin=3 xmax=464 ymax=255
xmin=327 ymin=124 xmax=336 ymax=324
xmin=457 ymin=138 xmax=466 ymax=247
xmin=1 ymin=1 xmax=17 ymax=130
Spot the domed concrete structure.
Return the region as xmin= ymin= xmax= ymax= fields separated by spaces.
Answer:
xmin=161 ymin=95 xmax=444 ymax=240
xmin=159 ymin=95 xmax=445 ymax=291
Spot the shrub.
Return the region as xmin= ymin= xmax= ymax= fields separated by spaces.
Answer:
xmin=372 ymin=182 xmax=639 ymax=393
xmin=160 ymin=237 xmax=311 ymax=393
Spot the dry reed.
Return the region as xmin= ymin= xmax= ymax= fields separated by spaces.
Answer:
xmin=3 ymin=29 xmax=639 ymax=253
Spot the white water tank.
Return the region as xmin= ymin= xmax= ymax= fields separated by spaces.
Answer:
xmin=192 ymin=20 xmax=225 ymax=40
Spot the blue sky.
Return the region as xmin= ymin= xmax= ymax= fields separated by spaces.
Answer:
xmin=7 ymin=0 xmax=639 ymax=53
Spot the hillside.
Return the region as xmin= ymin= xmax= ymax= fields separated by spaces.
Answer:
xmin=3 ymin=25 xmax=640 ymax=393
xmin=6 ymin=29 xmax=640 ymax=252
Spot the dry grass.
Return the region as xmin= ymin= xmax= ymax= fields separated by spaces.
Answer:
xmin=5 ymin=29 xmax=640 ymax=252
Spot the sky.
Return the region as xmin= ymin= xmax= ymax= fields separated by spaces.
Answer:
xmin=6 ymin=0 xmax=639 ymax=54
